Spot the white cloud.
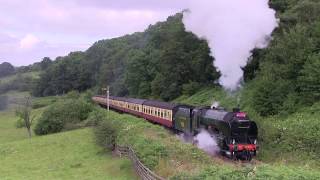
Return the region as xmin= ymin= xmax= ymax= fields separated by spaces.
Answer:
xmin=19 ymin=34 xmax=41 ymax=49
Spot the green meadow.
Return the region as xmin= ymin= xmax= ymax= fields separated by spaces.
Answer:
xmin=0 ymin=91 xmax=137 ymax=180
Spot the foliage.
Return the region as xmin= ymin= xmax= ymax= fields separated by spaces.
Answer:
xmin=125 ymin=14 xmax=219 ymax=100
xmin=255 ymin=102 xmax=320 ymax=166
xmin=0 ymin=72 xmax=36 ymax=94
xmin=34 ymin=97 xmax=93 ymax=135
xmin=174 ymin=86 xmax=238 ymax=109
xmin=182 ymin=82 xmax=202 ymax=96
xmin=39 ymin=57 xmax=53 ymax=70
xmin=297 ymin=54 xmax=320 ymax=105
xmin=32 ymin=96 xmax=58 ymax=109
xmin=0 ymin=62 xmax=15 ymax=78
xmin=242 ymin=0 xmax=320 ymax=116
xmin=33 ymin=13 xmax=219 ymax=100
xmin=15 ymin=97 xmax=33 ymax=138
xmin=176 ymin=87 xmax=320 ymax=168
xmin=93 ymin=106 xmax=320 ymax=178
xmin=94 ymin=116 xmax=119 ymax=150
xmin=93 ymin=109 xmax=210 ymax=174
xmin=15 ymin=118 xmax=26 ymax=128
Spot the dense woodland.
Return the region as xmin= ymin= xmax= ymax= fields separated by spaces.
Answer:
xmin=1 ymin=0 xmax=319 ymax=118
xmin=243 ymin=0 xmax=320 ymax=116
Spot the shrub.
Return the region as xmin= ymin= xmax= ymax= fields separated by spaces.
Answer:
xmin=34 ymin=98 xmax=93 ymax=135
xmin=86 ymin=108 xmax=106 ymax=126
xmin=182 ymin=82 xmax=202 ymax=96
xmin=32 ymin=98 xmax=57 ymax=109
xmin=94 ymin=120 xmax=119 ymax=150
xmin=15 ymin=118 xmax=26 ymax=128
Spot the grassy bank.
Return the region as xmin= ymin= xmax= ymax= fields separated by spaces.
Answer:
xmin=174 ymin=86 xmax=238 ymax=108
xmin=174 ymin=87 xmax=320 ymax=169
xmin=94 ymin=108 xmax=320 ymax=179
xmin=0 ymin=128 xmax=137 ymax=180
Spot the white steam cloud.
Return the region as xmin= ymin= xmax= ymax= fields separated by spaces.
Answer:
xmin=194 ymin=129 xmax=219 ymax=155
xmin=183 ymin=0 xmax=278 ymax=90
xmin=176 ymin=129 xmax=219 ymax=156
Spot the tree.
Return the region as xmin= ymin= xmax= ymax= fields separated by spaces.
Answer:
xmin=0 ymin=62 xmax=15 ymax=77
xmin=16 ymin=97 xmax=34 ymax=138
xmin=40 ymin=57 xmax=53 ymax=70
xmin=298 ymin=54 xmax=320 ymax=104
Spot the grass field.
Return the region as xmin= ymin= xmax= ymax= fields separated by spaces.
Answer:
xmin=0 ymin=91 xmax=35 ymax=143
xmin=0 ymin=91 xmax=137 ymax=180
xmin=0 ymin=128 xmax=137 ymax=180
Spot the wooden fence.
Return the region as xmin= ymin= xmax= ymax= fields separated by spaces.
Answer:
xmin=115 ymin=145 xmax=166 ymax=180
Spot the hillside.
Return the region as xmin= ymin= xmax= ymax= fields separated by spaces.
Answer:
xmin=93 ymin=107 xmax=320 ymax=179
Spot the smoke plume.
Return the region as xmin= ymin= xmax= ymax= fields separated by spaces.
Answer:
xmin=183 ymin=0 xmax=278 ymax=90
xmin=211 ymin=101 xmax=220 ymax=109
xmin=194 ymin=129 xmax=219 ymax=155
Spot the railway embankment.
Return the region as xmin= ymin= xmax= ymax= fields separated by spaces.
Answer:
xmin=93 ymin=107 xmax=320 ymax=179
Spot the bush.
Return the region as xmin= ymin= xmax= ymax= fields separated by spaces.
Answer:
xmin=15 ymin=118 xmax=26 ymax=128
xmin=182 ymin=82 xmax=202 ymax=96
xmin=34 ymin=98 xmax=93 ymax=135
xmin=94 ymin=119 xmax=119 ymax=150
xmin=86 ymin=108 xmax=106 ymax=126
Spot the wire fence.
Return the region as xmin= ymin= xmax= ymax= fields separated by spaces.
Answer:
xmin=115 ymin=145 xmax=166 ymax=180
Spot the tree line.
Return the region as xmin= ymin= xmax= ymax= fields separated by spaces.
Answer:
xmin=33 ymin=13 xmax=220 ymax=101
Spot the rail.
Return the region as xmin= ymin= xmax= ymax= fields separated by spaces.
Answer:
xmin=115 ymin=145 xmax=166 ymax=180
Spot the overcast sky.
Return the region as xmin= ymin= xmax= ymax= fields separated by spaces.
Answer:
xmin=0 ymin=0 xmax=185 ymax=66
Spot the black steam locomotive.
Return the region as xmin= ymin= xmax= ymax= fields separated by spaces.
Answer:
xmin=92 ymin=95 xmax=258 ymax=160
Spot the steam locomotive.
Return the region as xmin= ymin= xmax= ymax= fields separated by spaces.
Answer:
xmin=92 ymin=95 xmax=258 ymax=160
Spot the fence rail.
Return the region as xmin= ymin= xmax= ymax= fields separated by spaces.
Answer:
xmin=115 ymin=145 xmax=166 ymax=180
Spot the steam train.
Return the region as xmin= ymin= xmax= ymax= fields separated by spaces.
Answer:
xmin=92 ymin=95 xmax=258 ymax=160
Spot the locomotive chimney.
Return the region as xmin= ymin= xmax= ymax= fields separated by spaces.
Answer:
xmin=233 ymin=108 xmax=240 ymax=113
